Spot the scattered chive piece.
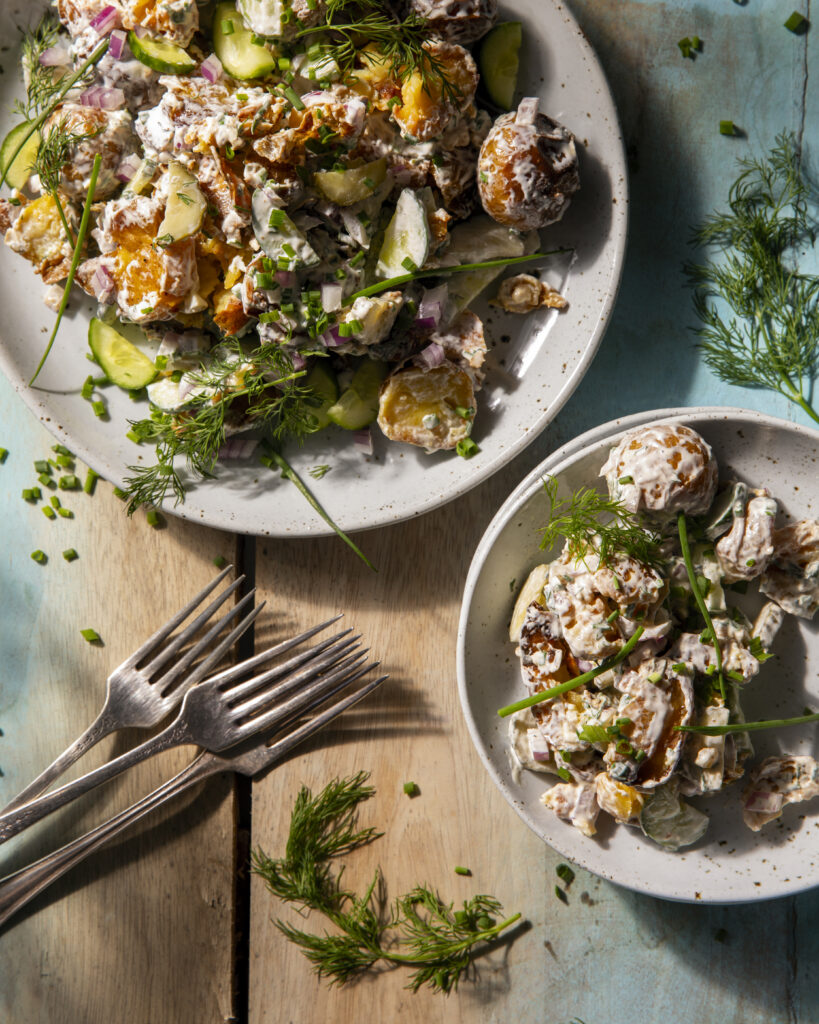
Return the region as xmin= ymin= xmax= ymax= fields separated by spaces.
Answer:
xmin=221 ymin=18 xmax=235 ymax=34
xmin=80 ymin=628 xmax=102 ymax=644
xmin=84 ymin=468 xmax=99 ymax=495
xmin=213 ymin=555 xmax=227 ymax=569
xmin=92 ymin=400 xmax=107 ymax=418
xmin=56 ymin=454 xmax=73 ymax=469
xmin=62 ymin=548 xmax=78 ymax=562
xmin=606 ymin=608 xmax=620 ymax=623
xmin=456 ymin=438 xmax=479 ymax=459
xmin=720 ymin=120 xmax=736 ymax=136
xmin=401 ymin=256 xmax=418 ymax=272
xmin=31 ymin=550 xmax=47 ymax=564
xmin=59 ymin=474 xmax=81 ymax=490
xmin=126 ymin=429 xmax=141 ymax=444
xmin=555 ymin=886 xmax=569 ymax=905
xmin=618 ymin=475 xmax=634 ymax=485
xmin=0 ymin=447 xmax=7 ymax=462
xmin=113 ymin=486 xmax=128 ymax=500
xmin=81 ymin=376 xmax=95 ymax=400
xmin=556 ymin=864 xmax=575 ymax=886
xmin=42 ymin=506 xmax=56 ymax=520
xmin=403 ymin=781 xmax=419 ymax=797
xmin=454 ymin=866 xmax=471 ymax=876
xmin=39 ymin=473 xmax=55 ymax=488
xmin=34 ymin=460 xmax=50 ymax=474
xmin=678 ymin=37 xmax=693 ymax=58
xmin=58 ymin=507 xmax=73 ymax=518
xmin=282 ymin=85 xmax=304 ymax=110
xmin=672 ymin=661 xmax=688 ymax=672
xmin=784 ymin=10 xmax=808 ymax=32
xmin=146 ymin=507 xmax=162 ymax=528
xmin=50 ymin=496 xmax=60 ymax=508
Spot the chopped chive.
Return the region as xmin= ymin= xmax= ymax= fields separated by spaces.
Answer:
xmin=277 ymin=56 xmax=291 ymax=70
xmin=34 ymin=460 xmax=50 ymax=474
xmin=403 ymin=781 xmax=419 ymax=797
xmin=50 ymin=496 xmax=60 ymax=508
xmin=268 ymin=207 xmax=286 ymax=229
xmin=401 ymin=256 xmax=418 ymax=272
xmin=59 ymin=474 xmax=81 ymax=490
xmin=256 ymin=272 xmax=277 ymax=290
xmin=456 ymin=438 xmax=479 ymax=459
xmin=80 ymin=628 xmax=102 ymax=644
xmin=84 ymin=468 xmax=99 ymax=494
xmin=334 ymin=267 xmax=347 ymax=280
xmin=282 ymin=85 xmax=304 ymax=110
xmin=42 ymin=506 xmax=56 ymax=520
xmin=634 ymin=749 xmax=647 ymax=763
xmin=0 ymin=447 xmax=7 ymax=462
xmin=113 ymin=486 xmax=128 ymax=500
xmin=92 ymin=400 xmax=107 ymax=418
xmin=555 ymin=885 xmax=569 ymax=904
xmin=63 ymin=548 xmax=78 ymax=561
xmin=784 ymin=10 xmax=808 ymax=32
xmin=618 ymin=475 xmax=634 ymax=485
xmin=221 ymin=18 xmax=235 ymax=35
xmin=454 ymin=866 xmax=471 ymax=876
xmin=606 ymin=608 xmax=620 ymax=623
xmin=250 ymin=32 xmax=265 ymax=45
xmin=647 ymin=671 xmax=663 ymax=683
xmin=146 ymin=508 xmax=162 ymax=528
xmin=213 ymin=555 xmax=227 ymax=569
xmin=31 ymin=550 xmax=47 ymax=564
xmin=81 ymin=376 xmax=95 ymax=400
xmin=56 ymin=454 xmax=73 ymax=469
xmin=39 ymin=473 xmax=55 ymax=488
xmin=52 ymin=444 xmax=72 ymax=456
xmin=57 ymin=507 xmax=73 ymax=519
xmin=455 ymin=405 xmax=474 ymax=419
xmin=22 ymin=488 xmax=34 ymax=502
xmin=720 ymin=119 xmax=736 ymax=136
xmin=556 ymin=863 xmax=575 ymax=886
xmin=350 ymin=250 xmax=366 ymax=268
xmin=672 ymin=661 xmax=689 ymax=672
xmin=678 ymin=37 xmax=693 ymax=58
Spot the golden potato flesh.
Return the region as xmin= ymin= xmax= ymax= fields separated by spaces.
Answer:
xmin=393 ymin=41 xmax=478 ymax=141
xmin=45 ymin=104 xmax=136 ymax=201
xmin=595 ymin=774 xmax=644 ymax=823
xmin=377 ymin=363 xmax=475 ymax=450
xmin=478 ymin=108 xmax=579 ymax=230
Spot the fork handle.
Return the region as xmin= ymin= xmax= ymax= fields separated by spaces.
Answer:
xmin=0 ymin=719 xmax=191 ymax=845
xmin=0 ymin=711 xmax=116 ymax=815
xmin=0 ymin=753 xmax=219 ymax=930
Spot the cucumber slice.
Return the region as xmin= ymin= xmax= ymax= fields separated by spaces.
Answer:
xmin=89 ymin=318 xmax=158 ymax=390
xmin=443 ymin=215 xmax=526 ymax=314
xmin=303 ymin=360 xmax=339 ymax=431
xmin=0 ymin=122 xmax=40 ymax=190
xmin=128 ymin=31 xmax=196 ymax=74
xmin=251 ymin=188 xmax=319 ymax=266
xmin=327 ymin=359 xmax=388 ymax=430
xmin=479 ymin=22 xmax=522 ymax=110
xmin=376 ymin=189 xmax=430 ymax=280
xmin=314 ymin=157 xmax=387 ymax=207
xmin=215 ymin=2 xmax=277 ymax=78
xmin=157 ymin=162 xmax=207 ymax=243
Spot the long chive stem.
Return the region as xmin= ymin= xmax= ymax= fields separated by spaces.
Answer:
xmin=261 ymin=446 xmax=377 ymax=572
xmin=0 ymin=39 xmax=110 ymax=190
xmin=497 ymin=625 xmax=645 ymax=718
xmin=677 ymin=511 xmax=726 ymax=701
xmin=347 ymin=251 xmax=571 ymax=304
xmin=30 ymin=153 xmax=101 ymax=385
xmin=678 ymin=711 xmax=819 ymax=735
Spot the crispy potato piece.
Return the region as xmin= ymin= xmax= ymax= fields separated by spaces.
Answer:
xmin=393 ymin=42 xmax=478 ymax=141
xmin=595 ymin=774 xmax=644 ymax=823
xmin=5 ymin=195 xmax=74 ymax=285
xmin=121 ymin=0 xmax=198 ymax=46
xmin=377 ymin=362 xmax=474 ymax=450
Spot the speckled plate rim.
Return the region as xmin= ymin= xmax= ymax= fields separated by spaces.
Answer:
xmin=0 ymin=0 xmax=628 ymax=538
xmin=457 ymin=406 xmax=819 ymax=905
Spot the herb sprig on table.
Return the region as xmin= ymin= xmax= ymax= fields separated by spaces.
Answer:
xmin=252 ymin=772 xmax=521 ymax=994
xmin=687 ymin=132 xmax=819 ymax=424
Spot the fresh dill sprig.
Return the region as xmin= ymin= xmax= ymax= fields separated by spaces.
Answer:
xmin=298 ymin=0 xmax=460 ymax=104
xmin=14 ymin=13 xmax=62 ymax=122
xmin=539 ymin=476 xmax=663 ymax=569
xmin=252 ymin=772 xmax=521 ymax=995
xmin=309 ymin=464 xmax=331 ymax=479
xmin=34 ymin=118 xmax=102 ymax=245
xmin=687 ymin=131 xmax=819 ymax=425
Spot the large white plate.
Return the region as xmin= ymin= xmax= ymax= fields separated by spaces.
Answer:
xmin=0 ymin=0 xmax=626 ymax=537
xmin=458 ymin=408 xmax=819 ymax=904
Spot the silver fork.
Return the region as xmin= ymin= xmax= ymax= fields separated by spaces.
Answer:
xmin=0 ymin=664 xmax=388 ymax=930
xmin=0 ymin=625 xmax=366 ymax=844
xmin=2 ymin=566 xmax=274 ymax=814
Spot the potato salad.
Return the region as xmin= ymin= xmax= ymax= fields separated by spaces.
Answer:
xmin=0 ymin=0 xmax=579 ymax=512
xmin=507 ymin=423 xmax=819 ymax=851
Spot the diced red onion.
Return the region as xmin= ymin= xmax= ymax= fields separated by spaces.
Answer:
xmin=320 ymin=326 xmax=345 ymax=348
xmin=81 ymin=85 xmax=126 ymax=110
xmin=353 ymin=428 xmax=373 ymax=456
xmin=289 ymin=351 xmax=306 ymax=371
xmin=343 ymin=98 xmax=366 ymax=131
xmin=200 ymin=54 xmax=223 ymax=83
xmin=219 ymin=438 xmax=259 ymax=460
xmin=177 ymin=375 xmax=198 ymax=403
xmin=391 ymin=162 xmax=415 ymax=186
xmin=321 ymin=282 xmax=343 ymax=312
xmin=577 ymin=659 xmax=594 ymax=673
xmin=744 ymin=790 xmax=784 ymax=815
xmin=532 ymin=749 xmax=550 ymax=763
xmin=301 ymin=91 xmax=335 ymax=105
xmin=158 ymin=331 xmax=206 ymax=357
xmin=39 ymin=46 xmax=71 ymax=67
xmin=90 ymin=4 xmax=121 ymax=34
xmin=115 ymin=153 xmax=143 ymax=182
xmin=516 ymin=96 xmax=540 ymax=125
xmin=418 ymin=284 xmax=448 ymax=327
xmin=416 ymin=342 xmax=445 ymax=369
xmin=414 ymin=316 xmax=438 ymax=330
xmin=108 ymin=29 xmax=127 ymax=60
xmin=134 ymin=25 xmax=148 ymax=38
xmin=92 ymin=264 xmax=115 ymax=302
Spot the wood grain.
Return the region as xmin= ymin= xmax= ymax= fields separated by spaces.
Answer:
xmin=0 ymin=377 xmax=238 ymax=1024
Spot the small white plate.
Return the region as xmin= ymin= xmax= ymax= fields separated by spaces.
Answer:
xmin=458 ymin=408 xmax=819 ymax=904
xmin=0 ymin=0 xmax=626 ymax=537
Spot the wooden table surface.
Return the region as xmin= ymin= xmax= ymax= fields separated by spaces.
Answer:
xmin=2 ymin=1 xmax=819 ymax=1022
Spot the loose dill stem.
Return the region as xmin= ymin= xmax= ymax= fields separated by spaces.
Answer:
xmin=497 ymin=625 xmax=645 ymax=718
xmin=0 ymin=38 xmax=110 ymax=190
xmin=30 ymin=153 xmax=102 ymax=385
xmin=677 ymin=511 xmax=726 ymax=702
xmin=355 ymin=913 xmax=523 ymax=966
xmin=347 ymin=251 xmax=570 ymax=303
xmin=261 ymin=447 xmax=377 ymax=572
xmin=678 ymin=710 xmax=819 ymax=735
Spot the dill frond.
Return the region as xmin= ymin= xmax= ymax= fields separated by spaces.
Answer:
xmin=15 ymin=13 xmax=62 ymax=121
xmin=687 ymin=131 xmax=819 ymax=424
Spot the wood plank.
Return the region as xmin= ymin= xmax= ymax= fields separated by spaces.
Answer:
xmin=0 ymin=376 xmax=239 ymax=1024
